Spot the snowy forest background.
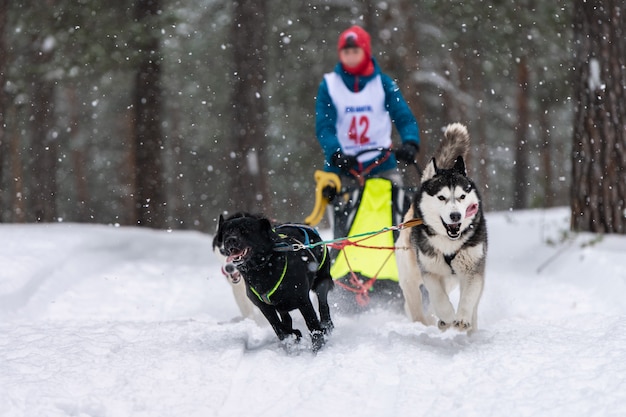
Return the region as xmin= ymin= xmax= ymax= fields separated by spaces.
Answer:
xmin=0 ymin=1 xmax=621 ymax=233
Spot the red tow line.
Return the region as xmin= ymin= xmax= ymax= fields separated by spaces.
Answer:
xmin=327 ymin=223 xmax=403 ymax=307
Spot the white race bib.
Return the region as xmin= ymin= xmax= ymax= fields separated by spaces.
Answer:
xmin=324 ymin=72 xmax=392 ymax=162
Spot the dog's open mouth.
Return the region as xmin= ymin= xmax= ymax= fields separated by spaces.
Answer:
xmin=442 ymin=204 xmax=478 ymax=240
xmin=226 ymin=247 xmax=250 ymax=266
xmin=443 ymin=221 xmax=462 ymax=240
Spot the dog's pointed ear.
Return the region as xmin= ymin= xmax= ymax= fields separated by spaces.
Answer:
xmin=259 ymin=218 xmax=273 ymax=235
xmin=421 ymin=158 xmax=437 ymax=182
xmin=453 ymin=156 xmax=467 ymax=176
xmin=213 ymin=214 xmax=225 ymax=248
xmin=217 ymin=214 xmax=225 ymax=233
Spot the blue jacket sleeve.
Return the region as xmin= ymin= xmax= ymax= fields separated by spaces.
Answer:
xmin=381 ymin=74 xmax=420 ymax=146
xmin=315 ymin=78 xmax=342 ymax=169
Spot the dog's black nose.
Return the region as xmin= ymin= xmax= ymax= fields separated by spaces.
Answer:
xmin=450 ymin=212 xmax=461 ymax=223
xmin=224 ymin=263 xmax=236 ymax=274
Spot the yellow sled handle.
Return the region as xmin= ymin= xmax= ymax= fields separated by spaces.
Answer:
xmin=304 ymin=170 xmax=342 ymax=226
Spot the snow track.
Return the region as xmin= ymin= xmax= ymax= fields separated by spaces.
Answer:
xmin=1 ymin=209 xmax=626 ymax=417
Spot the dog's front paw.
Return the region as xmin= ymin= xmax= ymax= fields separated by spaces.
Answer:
xmin=277 ymin=328 xmax=302 ymax=343
xmin=453 ymin=320 xmax=472 ymax=331
xmin=322 ymin=320 xmax=334 ymax=335
xmin=311 ymin=330 xmax=325 ymax=353
xmin=279 ymin=332 xmax=304 ymax=355
xmin=437 ymin=320 xmax=452 ymax=331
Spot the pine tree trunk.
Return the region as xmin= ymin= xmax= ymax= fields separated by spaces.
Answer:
xmin=383 ymin=0 xmax=425 ymax=178
xmin=133 ymin=0 xmax=166 ymax=228
xmin=8 ymin=106 xmax=25 ymax=222
xmin=66 ymin=87 xmax=90 ymax=222
xmin=228 ymin=0 xmax=271 ymax=214
xmin=538 ymin=103 xmax=554 ymax=207
xmin=0 ymin=0 xmax=6 ymax=221
xmin=513 ymin=56 xmax=530 ymax=209
xmin=30 ymin=37 xmax=57 ymax=222
xmin=571 ymin=0 xmax=626 ymax=234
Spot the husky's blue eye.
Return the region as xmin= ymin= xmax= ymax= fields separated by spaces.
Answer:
xmin=459 ymin=194 xmax=466 ymax=200
xmin=438 ymin=195 xmax=446 ymax=201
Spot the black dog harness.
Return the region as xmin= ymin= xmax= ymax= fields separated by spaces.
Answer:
xmin=249 ymin=256 xmax=288 ymax=305
xmin=273 ymin=224 xmax=328 ymax=270
xmin=248 ymin=225 xmax=327 ymax=305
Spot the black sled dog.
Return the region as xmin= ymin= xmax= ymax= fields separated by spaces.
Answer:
xmin=214 ymin=214 xmax=334 ymax=351
xmin=397 ymin=123 xmax=487 ymax=333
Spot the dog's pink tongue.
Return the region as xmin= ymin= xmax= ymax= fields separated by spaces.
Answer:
xmin=466 ymin=203 xmax=479 ymax=218
xmin=226 ymin=248 xmax=248 ymax=263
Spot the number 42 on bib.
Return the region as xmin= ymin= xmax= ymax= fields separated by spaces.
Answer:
xmin=348 ymin=115 xmax=370 ymax=145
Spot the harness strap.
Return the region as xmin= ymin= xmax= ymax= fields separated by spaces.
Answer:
xmin=303 ymin=218 xmax=423 ymax=251
xmin=334 ymin=249 xmax=396 ymax=306
xmin=273 ymin=227 xmax=328 ymax=271
xmin=348 ymin=150 xmax=393 ymax=187
xmin=249 ymin=257 xmax=288 ymax=305
xmin=275 ymin=224 xmax=313 ymax=246
xmin=273 ymin=224 xmax=316 ymax=251
xmin=401 ymin=218 xmax=423 ymax=229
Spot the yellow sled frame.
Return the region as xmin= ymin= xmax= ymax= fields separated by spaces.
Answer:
xmin=304 ymin=170 xmax=342 ymax=226
xmin=329 ymin=178 xmax=399 ymax=282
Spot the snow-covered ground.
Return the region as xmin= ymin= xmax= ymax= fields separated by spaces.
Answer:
xmin=1 ymin=208 xmax=625 ymax=417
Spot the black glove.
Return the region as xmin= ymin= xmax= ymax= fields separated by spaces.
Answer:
xmin=330 ymin=151 xmax=358 ymax=174
xmin=322 ymin=185 xmax=337 ymax=202
xmin=395 ymin=142 xmax=419 ymax=163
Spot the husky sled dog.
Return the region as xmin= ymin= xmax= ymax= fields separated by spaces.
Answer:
xmin=214 ymin=213 xmax=334 ymax=351
xmin=212 ymin=213 xmax=266 ymax=326
xmin=398 ymin=123 xmax=487 ymax=332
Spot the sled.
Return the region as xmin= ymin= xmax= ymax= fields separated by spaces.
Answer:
xmin=305 ymin=148 xmax=416 ymax=308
